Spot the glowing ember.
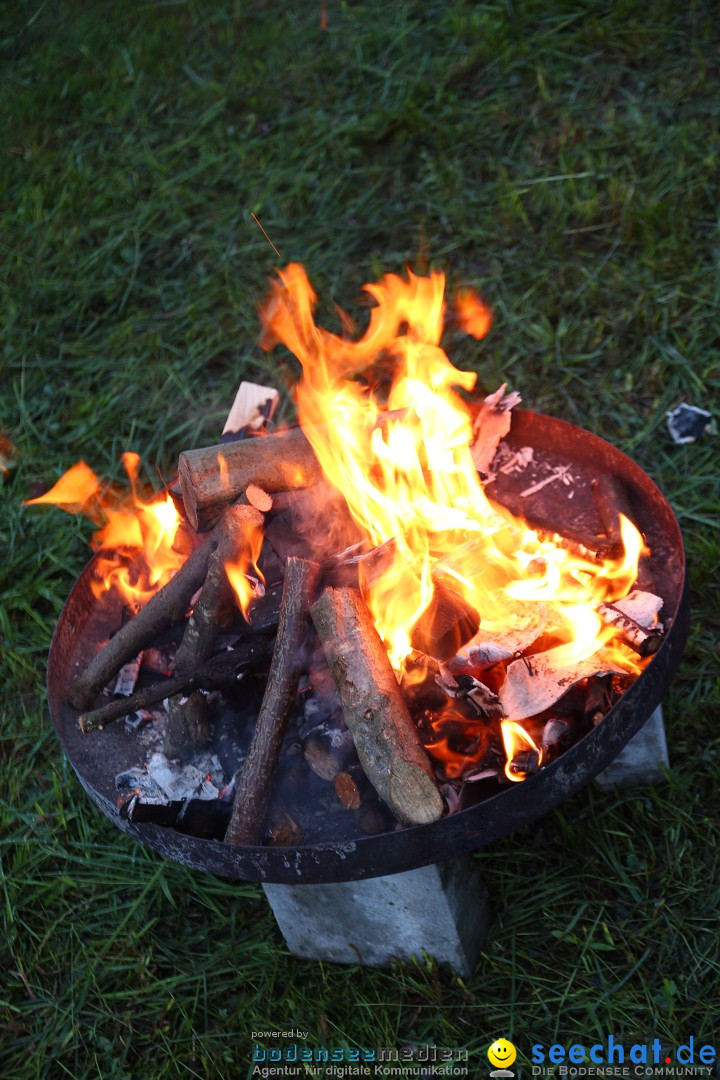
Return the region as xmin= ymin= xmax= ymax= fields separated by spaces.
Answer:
xmin=25 ymin=453 xmax=183 ymax=605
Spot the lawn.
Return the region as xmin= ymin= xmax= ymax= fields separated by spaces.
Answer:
xmin=1 ymin=1 xmax=718 ymax=1077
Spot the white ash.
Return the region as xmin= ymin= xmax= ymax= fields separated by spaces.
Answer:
xmin=452 ymin=640 xmax=515 ymax=671
xmin=519 ymin=464 xmax=575 ymax=498
xmin=541 ymin=717 xmax=571 ymax=755
xmin=497 ymin=445 xmax=535 ymax=475
xmin=124 ymin=709 xmax=155 ymax=734
xmin=115 ymin=750 xmax=226 ymax=803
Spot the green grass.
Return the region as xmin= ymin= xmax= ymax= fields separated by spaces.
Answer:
xmin=1 ymin=0 xmax=719 ymax=1076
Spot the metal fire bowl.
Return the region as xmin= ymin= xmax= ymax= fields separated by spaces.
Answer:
xmin=47 ymin=411 xmax=689 ymax=884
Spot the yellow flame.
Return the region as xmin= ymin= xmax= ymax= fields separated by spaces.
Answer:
xmin=501 ymin=721 xmax=542 ymax=782
xmin=260 ymin=264 xmax=649 ymax=680
xmin=224 ymin=516 xmax=266 ymax=622
xmin=25 ymin=455 xmax=183 ymax=605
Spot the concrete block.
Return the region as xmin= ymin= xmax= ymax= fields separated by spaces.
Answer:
xmin=262 ymin=855 xmax=490 ymax=976
xmin=595 ymin=705 xmax=669 ymax=788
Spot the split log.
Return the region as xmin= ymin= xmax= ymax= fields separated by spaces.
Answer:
xmin=591 ymin=474 xmax=636 ymax=544
xmin=78 ymin=640 xmax=274 ymax=732
xmin=68 ymin=505 xmax=263 ymax=710
xmin=225 ymin=557 xmax=320 ymax=845
xmin=178 ymin=427 xmax=321 ymax=532
xmin=410 ymin=581 xmax=480 ymax=662
xmin=310 ymin=586 xmax=444 ymax=826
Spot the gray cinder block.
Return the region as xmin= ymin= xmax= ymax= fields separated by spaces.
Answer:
xmin=262 ymin=855 xmax=490 ymax=976
xmin=595 ymin=705 xmax=669 ymax=788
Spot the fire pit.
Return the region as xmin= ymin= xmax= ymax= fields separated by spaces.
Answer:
xmin=38 ymin=264 xmax=688 ymax=970
xmin=36 ymin=261 xmax=690 ymax=972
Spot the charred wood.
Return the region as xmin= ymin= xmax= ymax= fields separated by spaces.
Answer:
xmin=410 ymin=581 xmax=480 ymax=662
xmin=488 ymin=493 xmax=622 ymax=561
xmin=591 ymin=474 xmax=637 ymax=545
xmin=78 ymin=640 xmax=274 ymax=732
xmin=164 ymin=506 xmax=263 ymax=756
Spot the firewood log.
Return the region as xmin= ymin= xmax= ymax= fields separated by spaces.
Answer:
xmin=224 ymin=557 xmax=320 ymax=845
xmin=178 ymin=427 xmax=321 ymax=531
xmin=163 ymin=505 xmax=262 ymax=756
xmin=178 ymin=409 xmax=408 ymax=532
xmin=310 ymin=586 xmax=444 ymax=827
xmin=77 ymin=639 xmax=274 ymax=731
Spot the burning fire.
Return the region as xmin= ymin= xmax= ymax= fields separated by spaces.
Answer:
xmin=261 ymin=265 xmax=645 ymax=664
xmin=261 ymin=263 xmax=651 ymax=778
xmin=501 ymin=721 xmax=542 ymax=782
xmin=25 ymin=452 xmax=184 ymax=606
xmin=224 ymin=519 xmax=266 ymax=622
xmin=28 ymin=261 xmax=655 ymax=790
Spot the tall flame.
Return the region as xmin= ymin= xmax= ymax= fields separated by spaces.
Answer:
xmin=25 ymin=453 xmax=182 ymax=605
xmin=260 ymin=264 xmax=648 ymax=687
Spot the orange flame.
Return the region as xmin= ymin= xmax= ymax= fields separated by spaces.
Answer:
xmin=455 ymin=289 xmax=493 ymax=339
xmin=25 ymin=454 xmax=182 ymax=605
xmin=424 ymin=703 xmax=494 ymax=780
xmin=224 ymin=517 xmax=266 ymax=622
xmin=501 ymin=721 xmax=542 ymax=782
xmin=260 ymin=264 xmax=649 ymax=686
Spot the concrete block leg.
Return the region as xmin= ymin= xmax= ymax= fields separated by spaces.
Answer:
xmin=595 ymin=705 xmax=669 ymax=789
xmin=262 ymin=855 xmax=490 ymax=976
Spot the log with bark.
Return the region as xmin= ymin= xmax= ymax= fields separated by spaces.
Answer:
xmin=178 ymin=409 xmax=408 ymax=532
xmin=310 ymin=586 xmax=444 ymax=826
xmin=224 ymin=557 xmax=320 ymax=845
xmin=178 ymin=427 xmax=321 ymax=532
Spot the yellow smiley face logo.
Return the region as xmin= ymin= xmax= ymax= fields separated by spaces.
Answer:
xmin=488 ymin=1039 xmax=517 ymax=1069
